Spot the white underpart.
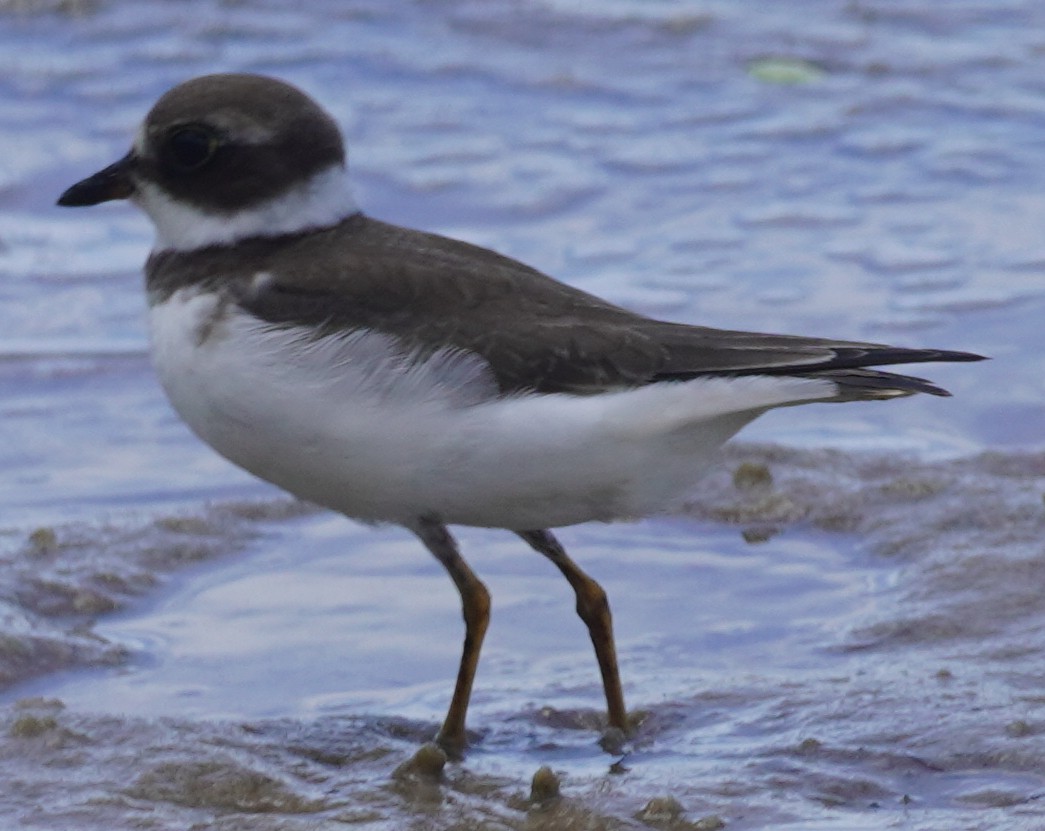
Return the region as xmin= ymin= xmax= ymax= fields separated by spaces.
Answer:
xmin=134 ymin=164 xmax=358 ymax=252
xmin=150 ymin=288 xmax=841 ymax=529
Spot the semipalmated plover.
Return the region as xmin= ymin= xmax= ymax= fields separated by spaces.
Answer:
xmin=58 ymin=74 xmax=983 ymax=754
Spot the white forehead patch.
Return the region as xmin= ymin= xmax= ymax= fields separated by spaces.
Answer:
xmin=133 ymin=123 xmax=148 ymax=155
xmin=137 ymin=106 xmax=280 ymax=163
xmin=203 ymin=109 xmax=278 ymax=144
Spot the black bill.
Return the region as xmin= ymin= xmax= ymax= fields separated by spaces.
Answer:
xmin=57 ymin=151 xmax=137 ymax=207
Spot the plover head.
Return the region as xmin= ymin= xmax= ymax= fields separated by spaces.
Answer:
xmin=58 ymin=73 xmax=358 ymax=251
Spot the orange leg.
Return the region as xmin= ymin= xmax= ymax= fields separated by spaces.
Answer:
xmin=517 ymin=529 xmax=628 ymax=732
xmin=412 ymin=517 xmax=491 ymax=755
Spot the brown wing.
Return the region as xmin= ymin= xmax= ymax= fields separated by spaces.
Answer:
xmin=150 ymin=213 xmax=983 ymax=397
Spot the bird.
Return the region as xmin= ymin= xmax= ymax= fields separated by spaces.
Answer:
xmin=57 ymin=73 xmax=983 ymax=755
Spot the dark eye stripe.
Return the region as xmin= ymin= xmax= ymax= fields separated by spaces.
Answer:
xmin=165 ymin=124 xmax=219 ymax=172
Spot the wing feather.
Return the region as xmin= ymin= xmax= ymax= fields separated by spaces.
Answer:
xmin=147 ymin=214 xmax=985 ymax=399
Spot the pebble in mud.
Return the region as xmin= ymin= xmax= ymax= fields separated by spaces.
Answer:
xmin=392 ymin=742 xmax=447 ymax=780
xmin=637 ymin=795 xmax=726 ymax=830
xmin=26 ymin=527 xmax=58 ymax=556
xmin=6 ymin=711 xmax=85 ymax=752
xmin=638 ymin=796 xmax=686 ymax=822
xmin=130 ymin=759 xmax=320 ymax=813
xmin=9 ymin=713 xmax=59 ymax=739
xmin=732 ymin=461 xmax=773 ymax=492
xmin=529 ymin=765 xmax=561 ymax=804
xmin=740 ymin=525 xmax=779 ymax=544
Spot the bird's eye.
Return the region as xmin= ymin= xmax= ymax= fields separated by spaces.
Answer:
xmin=165 ymin=124 xmax=220 ymax=171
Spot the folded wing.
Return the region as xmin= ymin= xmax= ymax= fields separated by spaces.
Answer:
xmin=180 ymin=214 xmax=985 ymax=399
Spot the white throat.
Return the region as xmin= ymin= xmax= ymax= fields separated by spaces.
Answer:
xmin=135 ymin=164 xmax=358 ymax=253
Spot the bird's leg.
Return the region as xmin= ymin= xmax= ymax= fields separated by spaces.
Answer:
xmin=516 ymin=529 xmax=628 ymax=733
xmin=412 ymin=517 xmax=491 ymax=756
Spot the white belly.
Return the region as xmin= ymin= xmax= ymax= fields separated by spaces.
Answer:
xmin=148 ymin=289 xmax=835 ymax=529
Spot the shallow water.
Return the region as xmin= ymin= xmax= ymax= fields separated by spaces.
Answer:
xmin=2 ymin=0 xmax=1044 ymax=828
